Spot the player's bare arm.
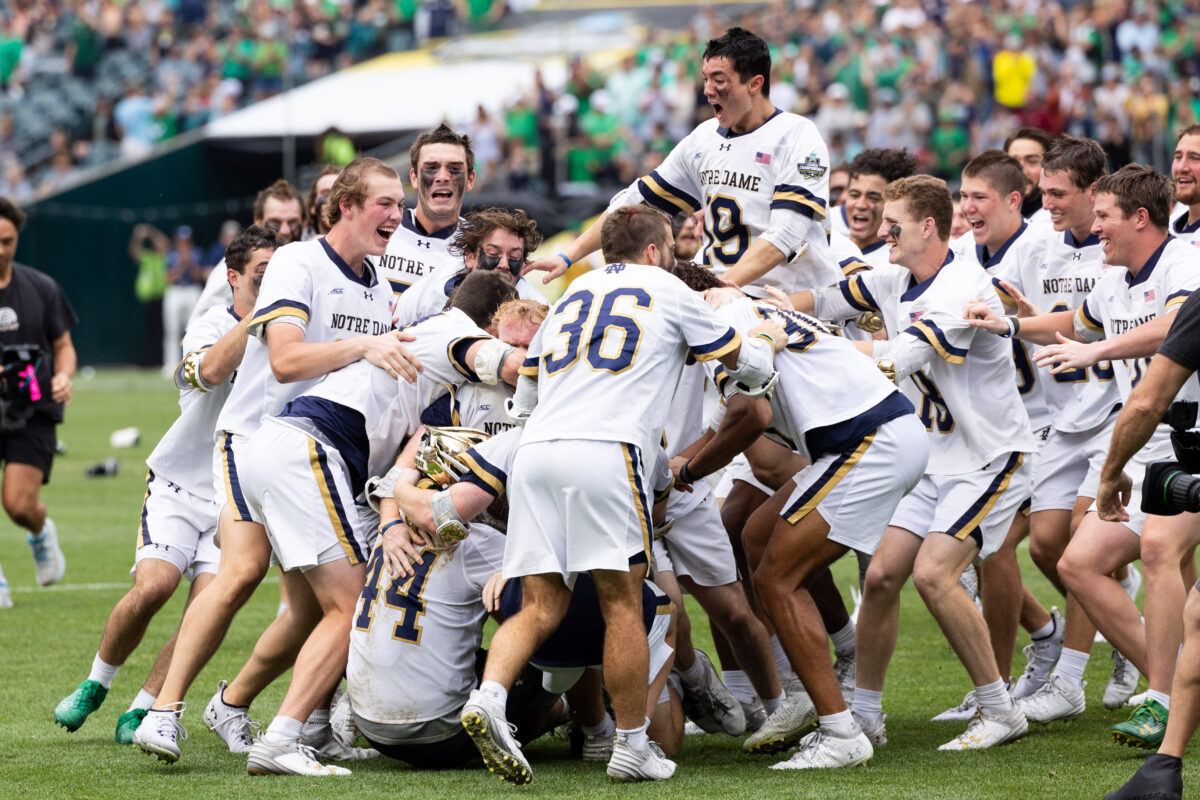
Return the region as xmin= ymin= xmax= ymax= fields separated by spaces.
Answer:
xmin=522 ymin=212 xmax=606 ymax=284
xmin=197 ymin=316 xmax=252 ymax=388
xmin=266 ymin=321 xmax=422 ymax=383
xmin=965 ymin=302 xmax=1076 ymax=345
xmin=50 ymin=330 xmax=75 ymax=405
xmin=718 ymin=238 xmax=788 ymax=290
xmin=673 ymin=393 xmax=772 ymax=485
xmin=1033 ymin=311 xmax=1175 ymax=373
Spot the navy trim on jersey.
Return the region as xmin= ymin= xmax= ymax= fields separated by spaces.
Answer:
xmin=1126 ymin=237 xmax=1171 ymax=287
xmin=443 ymin=270 xmax=467 ymax=299
xmin=420 ymin=390 xmax=457 ymax=427
xmin=805 ymin=391 xmax=914 ymax=461
xmin=716 ymin=107 xmax=783 ymax=139
xmin=976 ymin=221 xmax=1028 ymax=271
xmin=637 ymin=170 xmax=702 ymax=214
xmin=401 ymin=208 xmax=459 ymax=239
xmin=319 ymin=236 xmax=379 ymax=289
xmin=839 ymin=205 xmax=849 ymax=229
xmin=770 ymin=183 xmax=827 ymax=220
xmin=1064 ymin=230 xmax=1100 ymax=248
xmin=1173 ymin=211 xmax=1200 ymax=235
xmin=840 ymin=275 xmax=880 ymax=311
xmin=459 ymin=448 xmax=507 ymax=499
xmin=448 ymin=336 xmax=488 ymax=382
xmin=311 ymin=438 xmax=365 ymax=563
xmin=860 ymin=239 xmax=887 ymax=255
xmin=387 ymin=278 xmax=411 ymax=295
xmin=690 ymin=327 xmax=739 ymax=358
xmin=900 ymin=250 xmax=954 ymax=302
xmin=946 ymin=452 xmax=1024 ymax=546
xmin=227 ymin=305 xmax=242 ymax=322
xmin=221 ymin=433 xmax=253 ymax=521
xmin=250 ymin=297 xmax=311 ymax=327
xmin=905 ymin=318 xmax=968 ymax=363
xmin=1080 ymin=297 xmax=1104 ymax=331
xmin=279 ymin=396 xmax=369 ymax=495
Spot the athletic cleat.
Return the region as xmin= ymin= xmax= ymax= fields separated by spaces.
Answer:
xmin=743 ymin=687 xmax=817 ymax=754
xmin=852 ymin=710 xmax=887 ymax=746
xmin=461 ymin=689 xmax=531 ymax=785
xmin=1103 ymin=650 xmax=1141 ymax=710
xmin=582 ymin=730 xmax=614 ymax=762
xmin=769 ymin=728 xmax=872 ymax=770
xmin=115 ymin=708 xmax=148 ymax=744
xmin=683 ymin=721 xmax=706 ymax=735
xmin=742 ymin=698 xmax=767 ymax=733
xmin=1120 ymin=563 xmax=1142 ymax=602
xmin=303 ymin=730 xmax=379 ymax=761
xmin=28 ymin=519 xmax=64 ymax=586
xmin=203 ymin=681 xmax=258 ymax=754
xmin=680 ymin=650 xmax=745 ymax=736
xmin=1018 ymin=675 xmax=1085 ymax=723
xmin=54 ymin=680 xmax=108 ymax=732
xmin=932 ymin=690 xmax=978 ymax=722
xmin=133 ymin=704 xmax=188 ymax=763
xmin=1111 ymin=699 xmax=1168 ymax=750
xmin=834 ymin=649 xmax=856 ymax=705
xmin=938 ymin=707 xmax=1027 ymax=750
xmin=1012 ymin=607 xmax=1064 ymax=700
xmin=606 ymin=738 xmax=676 ymax=782
xmin=246 ymin=737 xmax=351 ymax=776
xmin=1104 ymin=752 xmax=1182 ymax=800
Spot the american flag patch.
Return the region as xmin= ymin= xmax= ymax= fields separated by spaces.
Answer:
xmin=1144 ymin=289 xmax=1156 ymax=301
xmin=755 ymin=152 xmax=771 ymax=165
xmin=909 ymin=310 xmax=924 ymax=322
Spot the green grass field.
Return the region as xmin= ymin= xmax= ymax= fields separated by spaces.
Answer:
xmin=0 ymin=368 xmax=1185 ymax=798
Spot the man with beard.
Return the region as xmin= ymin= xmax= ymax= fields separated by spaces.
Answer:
xmin=1170 ymin=125 xmax=1200 ymax=247
xmin=1005 ymin=127 xmax=1054 ymax=227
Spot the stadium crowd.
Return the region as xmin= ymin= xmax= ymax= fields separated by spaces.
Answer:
xmin=0 ymin=14 xmax=1196 ymax=800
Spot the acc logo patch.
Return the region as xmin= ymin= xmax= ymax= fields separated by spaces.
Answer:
xmin=797 ymin=153 xmax=827 ymax=179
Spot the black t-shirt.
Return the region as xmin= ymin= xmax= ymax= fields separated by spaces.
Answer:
xmin=1159 ymin=291 xmax=1200 ymax=374
xmin=0 ymin=263 xmax=78 ymax=423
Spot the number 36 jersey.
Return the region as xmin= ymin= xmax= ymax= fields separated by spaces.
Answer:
xmin=518 ymin=262 xmax=741 ymax=459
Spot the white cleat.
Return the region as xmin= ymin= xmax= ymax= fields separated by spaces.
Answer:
xmin=932 ymin=690 xmax=978 ymax=722
xmin=606 ymin=738 xmax=676 ymax=782
xmin=683 ymin=721 xmax=706 ymax=735
xmin=1012 ymin=607 xmax=1064 ymax=700
xmin=246 ymin=737 xmax=351 ymax=776
xmin=28 ymin=518 xmax=65 ymax=586
xmin=1018 ymin=675 xmax=1085 ymax=723
xmin=460 ymin=689 xmax=531 ymax=786
xmin=769 ymin=728 xmax=873 ymax=770
xmin=743 ymin=687 xmax=817 ymax=754
xmin=1104 ymin=650 xmax=1142 ymax=710
xmin=582 ymin=731 xmax=615 ymax=762
xmin=1120 ymin=563 xmax=1142 ymax=601
xmin=133 ymin=704 xmax=188 ymax=763
xmin=851 ymin=710 xmax=887 ymax=746
xmin=938 ymin=707 xmax=1027 ymax=750
xmin=203 ymin=681 xmax=258 ymax=754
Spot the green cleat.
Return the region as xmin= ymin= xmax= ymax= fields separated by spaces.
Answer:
xmin=1111 ymin=698 xmax=1168 ymax=749
xmin=115 ymin=708 xmax=148 ymax=745
xmin=54 ymin=680 xmax=108 ymax=732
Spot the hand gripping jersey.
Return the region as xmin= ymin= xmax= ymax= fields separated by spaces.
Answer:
xmin=392 ymin=264 xmax=542 ymax=329
xmin=347 ymin=524 xmax=505 ymax=726
xmin=146 ymin=304 xmax=240 ymax=499
xmin=379 ymin=208 xmax=465 ymax=297
xmin=1074 ymin=236 xmax=1200 ymax=457
xmin=246 ymin=237 xmax=395 ymax=420
xmin=812 ymin=250 xmax=1036 ymax=474
xmin=624 ymin=110 xmax=837 ymax=294
xmin=517 ymin=262 xmax=741 ymax=462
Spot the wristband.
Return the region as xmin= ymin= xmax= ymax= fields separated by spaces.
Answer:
xmin=555 ymin=252 xmax=573 ymax=270
xmin=1010 ymin=316 xmax=1021 ymax=337
xmin=379 ymin=519 xmax=403 ymax=536
xmin=755 ymin=332 xmax=776 ymax=348
xmin=1000 ymin=316 xmax=1017 ymax=338
xmin=678 ymin=459 xmax=698 ymax=484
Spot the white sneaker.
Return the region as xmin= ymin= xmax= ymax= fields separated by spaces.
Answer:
xmin=1120 ymin=563 xmax=1142 ymax=601
xmin=1012 ymin=607 xmax=1065 ymax=700
xmin=1127 ymin=689 xmax=1150 ymax=708
xmin=133 ymin=704 xmax=188 ymax=763
xmin=246 ymin=737 xmax=351 ymax=776
xmin=743 ymin=687 xmax=817 ymax=754
xmin=304 ymin=730 xmax=380 ymax=761
xmin=203 ymin=681 xmax=258 ymax=754
xmin=683 ymin=721 xmax=706 ymax=735
xmin=1018 ymin=674 xmax=1085 ymax=723
xmin=28 ymin=518 xmax=64 ymax=586
xmin=1104 ymin=650 xmax=1141 ymax=710
xmin=582 ymin=730 xmax=614 ymax=762
xmin=851 ymin=710 xmax=887 ymax=746
xmin=937 ymin=707 xmax=1028 ymax=750
xmin=680 ymin=650 xmax=745 ymax=735
xmin=0 ymin=562 xmax=11 ymax=608
xmin=769 ymin=728 xmax=872 ymax=770
xmin=932 ymin=690 xmax=978 ymax=722
xmin=834 ymin=649 xmax=856 ymax=705
xmin=461 ymin=689 xmax=531 ymax=785
xmin=606 ymin=738 xmax=676 ymax=782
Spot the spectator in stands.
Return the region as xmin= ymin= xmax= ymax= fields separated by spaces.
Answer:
xmin=161 ymin=225 xmax=208 ymax=373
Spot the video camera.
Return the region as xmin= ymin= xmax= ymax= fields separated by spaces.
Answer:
xmin=1142 ymin=401 xmax=1200 ymax=515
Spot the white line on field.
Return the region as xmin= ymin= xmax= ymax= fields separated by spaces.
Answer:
xmin=12 ymin=576 xmax=280 ymax=593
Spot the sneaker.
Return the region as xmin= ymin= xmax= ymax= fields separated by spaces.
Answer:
xmin=683 ymin=721 xmax=706 ymax=735
xmin=582 ymin=730 xmax=614 ymax=762
xmin=203 ymin=681 xmax=258 ymax=754
xmin=1120 ymin=563 xmax=1143 ymax=602
xmin=769 ymin=727 xmax=872 ymax=770
xmin=938 ymin=707 xmax=1027 ymax=750
xmin=1111 ymin=698 xmax=1168 ymax=749
xmin=742 ymin=698 xmax=767 ymax=733
xmin=0 ymin=563 xmax=11 ymax=608
xmin=54 ymin=679 xmax=108 ymax=732
xmin=246 ymin=737 xmax=351 ymax=776
xmin=133 ymin=704 xmax=188 ymax=763
xmin=834 ymin=649 xmax=856 ymax=705
xmin=303 ymin=730 xmax=379 ymax=761
xmin=679 ymin=650 xmax=745 ymax=736
xmin=1104 ymin=752 xmax=1183 ymax=800
xmin=1018 ymin=675 xmax=1085 ymax=723
xmin=28 ymin=519 xmax=64 ymax=586
xmin=743 ymin=687 xmax=817 ymax=754
xmin=1012 ymin=607 xmax=1064 ymax=700
xmin=1103 ymin=650 xmax=1141 ymax=710
xmin=851 ymin=710 xmax=887 ymax=746
xmin=461 ymin=689 xmax=532 ymax=786
xmin=606 ymin=738 xmax=676 ymax=782
xmin=115 ymin=708 xmax=147 ymax=745
xmin=932 ymin=690 xmax=978 ymax=722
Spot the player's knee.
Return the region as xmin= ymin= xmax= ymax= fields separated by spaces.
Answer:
xmin=1138 ymin=531 xmax=1175 ymax=572
xmin=862 ymin=562 xmax=902 ymax=600
xmin=1056 ymin=549 xmax=1088 ymax=593
xmin=1028 ymin=535 xmax=1061 ymax=579
xmin=911 ymin=560 xmax=954 ymax=602
xmin=2 ymin=488 xmax=39 ymax=528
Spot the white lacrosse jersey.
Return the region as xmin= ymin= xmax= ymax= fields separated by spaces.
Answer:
xmin=247 ymin=237 xmax=394 ymax=420
xmin=998 ymin=227 xmax=1119 ymax=433
xmin=277 ymin=307 xmax=493 ymax=496
xmin=519 ymin=262 xmax=741 ymax=462
xmin=1171 ymin=209 xmax=1200 ymax=248
xmin=828 ymin=231 xmax=881 ymax=341
xmin=146 ymin=305 xmax=239 ymax=498
xmin=392 ymin=263 xmax=542 ymax=329
xmin=379 ymin=208 xmax=464 ymax=297
xmin=813 ymin=250 xmax=1036 ymax=473
xmin=1074 ymin=236 xmax=1200 ymax=456
xmin=347 ymin=524 xmax=505 ymax=726
xmin=830 ymin=204 xmax=850 ymax=237
xmin=421 ymin=381 xmax=515 ymax=437
xmin=952 ymin=222 xmax=1049 ymax=434
xmin=627 ymin=109 xmax=835 ymax=294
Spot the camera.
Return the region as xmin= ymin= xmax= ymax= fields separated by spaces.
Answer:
xmin=1142 ymin=401 xmax=1200 ymax=515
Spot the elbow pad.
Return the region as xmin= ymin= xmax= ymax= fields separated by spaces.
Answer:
xmin=430 ymin=489 xmax=469 ymax=545
xmin=504 ymin=374 xmax=538 ymax=425
xmin=473 ymin=338 xmax=516 ymax=385
xmin=723 ymin=337 xmax=778 ymax=397
xmin=365 ymin=463 xmax=405 ymax=513
xmin=759 ymin=214 xmax=823 ymax=261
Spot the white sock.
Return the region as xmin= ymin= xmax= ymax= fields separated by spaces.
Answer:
xmin=479 ymin=680 xmax=508 ymax=706
xmin=819 ymin=709 xmax=857 ymax=737
xmin=128 ymin=689 xmax=156 ymax=712
xmin=763 ymin=692 xmax=784 ymax=715
xmin=830 ymin=620 xmax=855 ymax=656
xmin=301 ymin=708 xmax=331 ymax=740
xmin=616 ymin=719 xmax=649 ymax=751
xmin=1030 ymin=614 xmax=1058 ymax=641
xmin=722 ymin=669 xmax=756 ymax=705
xmin=581 ymin=715 xmax=614 ymax=738
xmin=1053 ymin=648 xmax=1090 ymax=687
xmin=678 ymin=653 xmax=707 ymax=690
xmin=263 ymin=716 xmax=304 ymax=744
xmin=852 ymin=687 xmax=883 ymax=721
xmin=1146 ymin=690 xmax=1170 ymax=710
xmin=974 ymin=679 xmax=1013 ymax=713
xmin=88 ymin=654 xmax=121 ymax=689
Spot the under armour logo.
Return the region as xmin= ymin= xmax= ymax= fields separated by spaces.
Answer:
xmin=718 ymin=143 xmax=732 ymax=151
xmin=416 ymin=240 xmax=431 ymax=249
xmin=364 ymin=291 xmax=374 ymax=301
xmin=1071 ymin=252 xmax=1082 ymax=261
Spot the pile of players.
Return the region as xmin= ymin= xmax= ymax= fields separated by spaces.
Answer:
xmin=42 ymin=26 xmax=1200 ymax=798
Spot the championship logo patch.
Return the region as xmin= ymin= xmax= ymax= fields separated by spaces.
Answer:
xmin=797 ymin=153 xmax=827 ymax=179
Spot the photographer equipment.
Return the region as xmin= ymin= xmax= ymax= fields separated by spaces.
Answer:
xmin=0 ymin=344 xmax=41 ymax=433
xmin=1141 ymin=401 xmax=1200 ymax=515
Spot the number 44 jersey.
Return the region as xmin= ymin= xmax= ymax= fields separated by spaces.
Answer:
xmin=519 ymin=262 xmax=742 ymax=461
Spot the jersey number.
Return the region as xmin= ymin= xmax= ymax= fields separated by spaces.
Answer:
xmin=354 ymin=546 xmax=439 ymax=644
xmin=1046 ymin=304 xmax=1114 ymax=383
xmin=701 ymin=195 xmax=750 ymax=267
xmin=758 ymin=306 xmax=829 ymax=352
xmin=911 ymin=370 xmax=954 ymax=433
xmin=543 ymin=288 xmax=652 ymax=376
